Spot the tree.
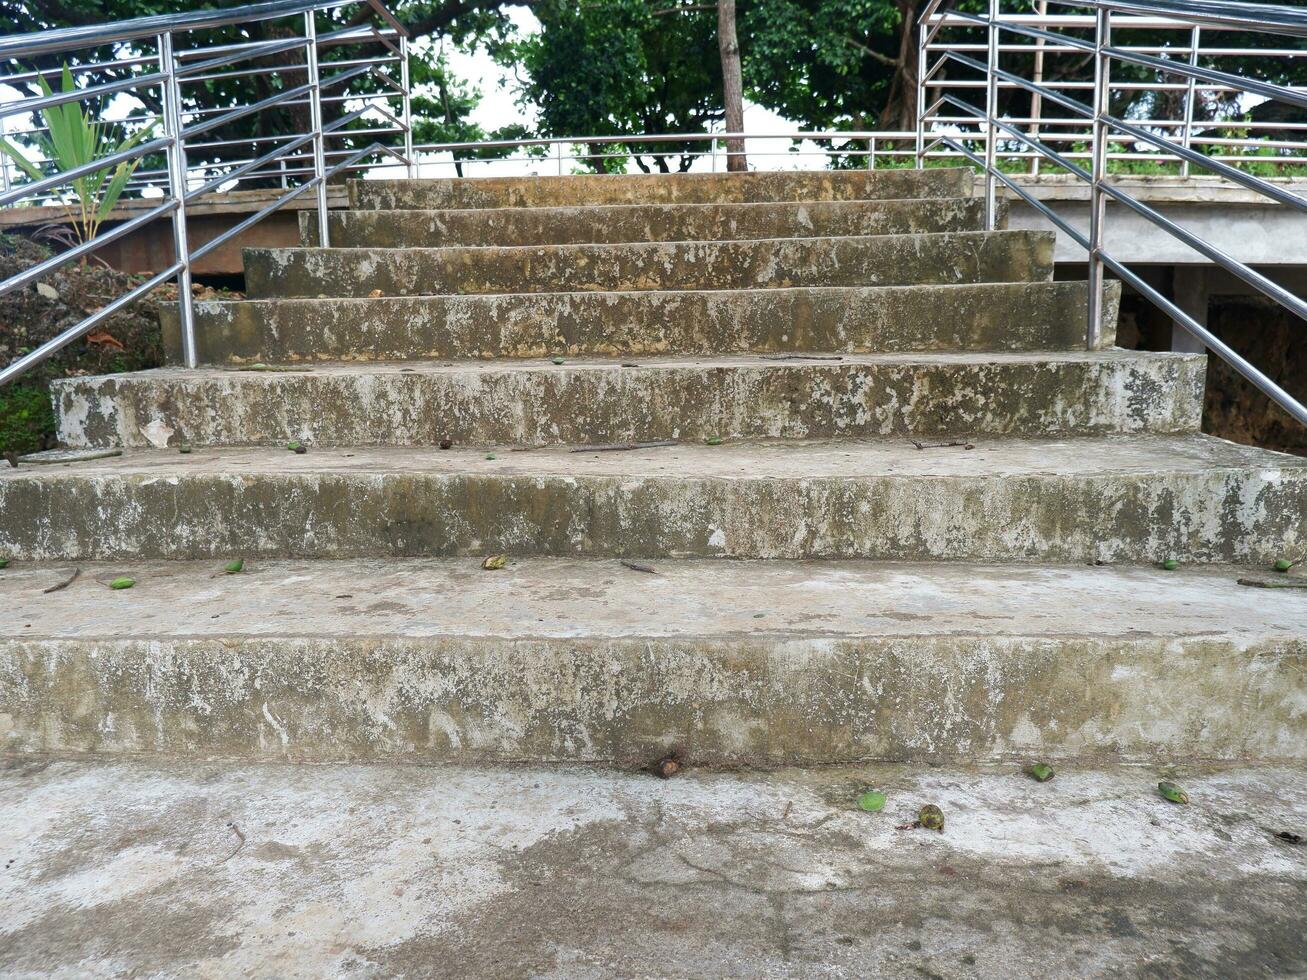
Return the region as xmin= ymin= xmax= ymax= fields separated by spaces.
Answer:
xmin=499 ymin=0 xmax=725 ymax=172
xmin=718 ymin=0 xmax=746 ymax=169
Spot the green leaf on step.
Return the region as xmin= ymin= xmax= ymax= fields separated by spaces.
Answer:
xmin=857 ymin=790 xmax=886 ymax=812
xmin=225 ymin=559 xmax=244 ymax=574
xmin=287 ymin=441 xmax=307 ymax=454
xmin=1158 ymin=781 xmax=1189 ymax=804
xmin=918 ymin=804 xmax=945 ymax=832
xmin=109 ymin=577 xmax=135 ymax=590
xmin=1027 ymin=762 xmax=1055 ymax=782
xmin=1161 ymin=559 xmax=1179 ymax=571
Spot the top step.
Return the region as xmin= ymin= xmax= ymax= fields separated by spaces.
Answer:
xmin=350 ymin=168 xmax=974 ymax=210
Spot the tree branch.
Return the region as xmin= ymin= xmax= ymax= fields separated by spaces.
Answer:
xmin=842 ymin=36 xmax=900 ymax=68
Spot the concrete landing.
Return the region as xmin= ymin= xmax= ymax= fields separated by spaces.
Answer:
xmin=169 ymin=280 xmax=1117 ymax=365
xmin=52 ymin=349 xmax=1203 ymax=449
xmin=1 ymin=559 xmax=1303 ymax=763
xmin=242 ymin=230 xmax=1053 ymax=298
xmin=350 ymin=166 xmax=974 ymax=209
xmin=2 ymin=435 xmax=1302 ymax=563
xmin=2 ymin=758 xmax=1304 ymax=977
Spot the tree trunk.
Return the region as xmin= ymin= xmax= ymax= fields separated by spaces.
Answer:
xmin=717 ymin=0 xmax=746 ymax=171
xmin=879 ymin=0 xmax=923 ymax=133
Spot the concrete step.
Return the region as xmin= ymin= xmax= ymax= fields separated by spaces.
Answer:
xmin=1 ymin=558 xmax=1303 ymax=764
xmin=169 ymin=281 xmax=1118 ymax=365
xmin=307 ymin=197 xmax=988 ymax=248
xmin=243 ymin=230 xmax=1054 ymax=298
xmin=5 ymin=760 xmax=1305 ymax=977
xmin=349 ymin=167 xmax=974 ymax=210
xmin=2 ymin=435 xmax=1300 ymax=563
xmin=52 ymin=350 xmax=1201 ymax=449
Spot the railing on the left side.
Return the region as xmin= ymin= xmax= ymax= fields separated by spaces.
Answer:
xmin=0 ymin=0 xmax=413 ymax=383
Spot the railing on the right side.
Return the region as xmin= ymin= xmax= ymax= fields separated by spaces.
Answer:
xmin=916 ymin=0 xmax=1307 ymax=427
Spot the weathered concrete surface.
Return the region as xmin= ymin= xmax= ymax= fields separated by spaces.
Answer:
xmin=309 ymin=197 xmax=986 ymax=248
xmin=1 ymin=559 xmax=1304 ymax=763
xmin=1 ymin=435 xmax=1302 ymax=562
xmin=243 ymin=231 xmax=1055 ymax=298
xmin=166 ymin=281 xmax=1120 ymax=365
xmin=351 ymin=167 xmax=974 ymax=209
xmin=2 ymin=759 xmax=1305 ymax=978
xmin=53 ymin=349 xmax=1201 ymax=449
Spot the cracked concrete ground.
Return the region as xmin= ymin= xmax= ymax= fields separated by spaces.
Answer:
xmin=2 ymin=760 xmax=1305 ymax=978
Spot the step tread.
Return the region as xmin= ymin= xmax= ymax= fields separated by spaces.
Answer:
xmin=79 ymin=348 xmax=1201 ymax=381
xmin=3 ymin=434 xmax=1296 ymax=482
xmin=3 ymin=558 xmax=1300 ymax=642
xmin=328 ymin=195 xmax=982 ymax=219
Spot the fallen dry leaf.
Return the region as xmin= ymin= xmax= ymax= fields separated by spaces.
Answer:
xmin=86 ymin=330 xmax=124 ymax=351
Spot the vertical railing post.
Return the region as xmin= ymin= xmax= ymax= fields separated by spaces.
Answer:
xmin=400 ymin=33 xmax=415 ymax=178
xmin=1029 ymin=0 xmax=1048 ymax=176
xmin=915 ymin=17 xmax=927 ymax=169
xmin=304 ymin=10 xmax=329 ymax=248
xmin=1086 ymin=7 xmax=1112 ymax=351
xmin=983 ymin=0 xmax=999 ymax=229
xmin=158 ymin=30 xmax=196 ymax=368
xmin=1180 ymin=24 xmax=1200 ymax=178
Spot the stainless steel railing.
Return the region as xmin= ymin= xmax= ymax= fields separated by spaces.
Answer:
xmin=0 ymin=0 xmax=412 ymax=384
xmin=915 ymin=0 xmax=1307 ymax=426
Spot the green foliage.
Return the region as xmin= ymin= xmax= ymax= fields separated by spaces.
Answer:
xmin=0 ymin=385 xmax=55 ymax=456
xmin=0 ymin=65 xmax=156 ymax=243
xmin=500 ymin=0 xmax=724 ymax=172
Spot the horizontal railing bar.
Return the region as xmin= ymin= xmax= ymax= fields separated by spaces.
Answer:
xmin=1102 ymin=43 xmax=1307 ymax=108
xmin=0 ymin=0 xmax=405 ymax=60
xmin=184 ymin=132 xmax=318 ymax=200
xmin=180 ymin=81 xmax=313 ymax=141
xmin=1043 ymin=0 xmax=1307 ymax=39
xmin=0 ymin=72 xmax=166 ymax=121
xmin=0 ymin=199 xmax=177 ymax=298
xmin=0 ymin=261 xmax=184 ymax=388
xmin=175 ymin=35 xmax=308 ymax=79
xmin=0 ymin=135 xmax=172 ymax=208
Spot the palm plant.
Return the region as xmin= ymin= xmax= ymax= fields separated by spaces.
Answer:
xmin=0 ymin=66 xmax=157 ymax=245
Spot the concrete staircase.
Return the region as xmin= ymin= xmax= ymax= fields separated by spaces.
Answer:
xmin=2 ymin=167 xmax=1304 ymax=766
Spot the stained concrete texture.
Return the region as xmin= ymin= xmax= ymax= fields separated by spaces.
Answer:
xmin=164 ymin=280 xmax=1119 ymax=365
xmin=1 ymin=435 xmax=1303 ymax=563
xmin=242 ymin=231 xmax=1054 ymax=299
xmin=309 ymin=197 xmax=987 ymax=248
xmin=1 ymin=559 xmax=1304 ymax=764
xmin=350 ymin=167 xmax=974 ymax=210
xmin=1 ymin=758 xmax=1305 ymax=978
xmin=51 ymin=350 xmax=1204 ymax=449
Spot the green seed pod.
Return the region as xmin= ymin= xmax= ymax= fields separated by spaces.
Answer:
xmin=918 ymin=804 xmax=945 ymax=832
xmin=1161 ymin=559 xmax=1179 ymax=571
xmin=287 ymin=440 xmax=306 ymax=454
xmin=0 ymin=557 xmax=9 ymax=569
xmin=705 ymin=436 xmax=723 ymax=446
xmin=485 ymin=453 xmax=497 ymax=460
xmin=224 ymin=559 xmax=244 ymax=574
xmin=1275 ymin=559 xmax=1295 ymax=573
xmin=1027 ymin=762 xmax=1055 ymax=782
xmin=109 ymin=577 xmax=135 ymax=590
xmin=178 ymin=443 xmax=192 ymax=454
xmin=551 ymin=356 xmax=565 ymax=365
xmin=1158 ymin=781 xmax=1189 ymax=805
xmin=856 ymin=790 xmax=886 ymax=812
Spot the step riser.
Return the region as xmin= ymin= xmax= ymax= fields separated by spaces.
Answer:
xmin=243 ymin=232 xmax=1054 ymax=298
xmin=167 ymin=282 xmax=1119 ymax=364
xmin=3 ymin=464 xmax=1297 ymax=562
xmin=52 ymin=353 xmax=1201 ymax=449
xmin=350 ymin=168 xmax=974 ymax=210
xmin=307 ymin=198 xmax=988 ymax=247
xmin=3 ymin=634 xmax=1302 ymax=764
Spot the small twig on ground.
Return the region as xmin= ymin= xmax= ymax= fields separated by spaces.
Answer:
xmin=621 ymin=560 xmax=657 ymax=574
xmin=572 ymin=440 xmax=678 ymax=453
xmin=909 ymin=439 xmax=975 ymax=451
xmin=759 ymin=353 xmax=844 ymax=361
xmin=781 ymin=801 xmax=793 ymax=822
xmin=221 ymin=821 xmax=246 ymax=863
xmin=42 ymin=568 xmax=80 ymax=594
xmin=1238 ymin=577 xmax=1307 ymax=590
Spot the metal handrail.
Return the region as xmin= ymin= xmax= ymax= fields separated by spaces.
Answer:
xmin=916 ymin=0 xmax=1307 ymax=427
xmin=0 ymin=0 xmax=413 ymax=386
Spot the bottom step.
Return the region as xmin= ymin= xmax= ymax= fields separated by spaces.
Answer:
xmin=2 ymin=759 xmax=1305 ymax=977
xmin=2 ymin=558 xmax=1303 ymax=764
